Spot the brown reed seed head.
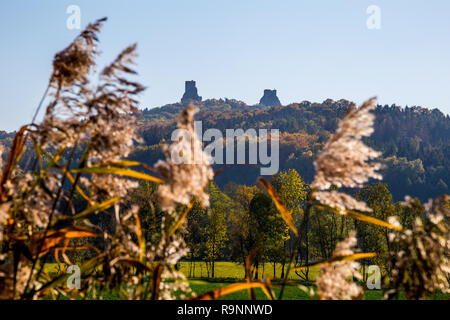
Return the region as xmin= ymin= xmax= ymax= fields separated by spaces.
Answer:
xmin=386 ymin=195 xmax=450 ymax=299
xmin=311 ymin=98 xmax=383 ymax=214
xmin=313 ymin=97 xmax=382 ymax=190
xmin=155 ymin=106 xmax=214 ymax=214
xmin=50 ymin=17 xmax=106 ymax=89
xmin=316 ymin=231 xmax=363 ymax=300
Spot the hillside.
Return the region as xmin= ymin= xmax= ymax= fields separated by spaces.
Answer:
xmin=1 ymin=98 xmax=449 ymax=201
xmin=132 ymin=98 xmax=450 ymax=202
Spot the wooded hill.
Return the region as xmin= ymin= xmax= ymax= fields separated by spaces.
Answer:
xmin=134 ymin=98 xmax=450 ymax=202
xmin=1 ymin=98 xmax=449 ymax=201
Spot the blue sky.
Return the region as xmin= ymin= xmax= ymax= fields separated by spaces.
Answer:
xmin=1 ymin=0 xmax=449 ymax=131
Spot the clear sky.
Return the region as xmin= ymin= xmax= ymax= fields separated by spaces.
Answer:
xmin=1 ymin=0 xmax=449 ymax=131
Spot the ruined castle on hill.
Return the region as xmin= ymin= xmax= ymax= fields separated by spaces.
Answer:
xmin=180 ymin=80 xmax=281 ymax=107
xmin=259 ymin=89 xmax=281 ymax=107
xmin=181 ymin=80 xmax=202 ymax=103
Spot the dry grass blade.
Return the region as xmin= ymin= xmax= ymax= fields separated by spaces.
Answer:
xmin=167 ymin=200 xmax=195 ymax=238
xmin=245 ymin=247 xmax=260 ymax=300
xmin=71 ymin=166 xmax=165 ymax=184
xmin=213 ymin=165 xmax=230 ymax=178
xmin=245 ymin=247 xmax=260 ymax=278
xmin=42 ymin=145 xmax=66 ymax=169
xmin=108 ymin=160 xmax=158 ymax=173
xmin=191 ymin=282 xmax=272 ymax=300
xmin=293 ymin=253 xmax=377 ymax=271
xmin=108 ymin=160 xmax=156 ymax=172
xmin=61 ymin=169 xmax=93 ymax=204
xmin=32 ymin=226 xmax=99 ymax=256
xmin=245 ymin=265 xmax=276 ymax=300
xmin=313 ymin=203 xmax=402 ymax=231
xmin=56 ymin=244 xmax=101 ymax=259
xmin=68 ymin=197 xmax=120 ymax=220
xmin=37 ymin=254 xmax=106 ymax=295
xmin=257 ymin=177 xmax=298 ymax=235
xmin=0 ymin=126 xmax=27 ymax=199
xmin=134 ymin=209 xmax=145 ymax=261
xmin=261 ymin=278 xmax=276 ymax=300
xmin=111 ymin=258 xmax=152 ymax=273
xmin=151 ymin=263 xmax=163 ymax=300
xmin=111 ymin=160 xmax=143 ymax=167
xmin=54 ymin=242 xmax=102 ymax=271
xmin=345 ymin=210 xmax=402 ymax=231
xmin=35 ymin=144 xmax=94 ymax=204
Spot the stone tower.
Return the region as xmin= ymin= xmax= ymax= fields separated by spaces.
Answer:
xmin=181 ymin=80 xmax=202 ymax=103
xmin=259 ymin=89 xmax=281 ymax=107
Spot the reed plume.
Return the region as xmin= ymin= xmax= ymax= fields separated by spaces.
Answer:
xmin=311 ymin=98 xmax=382 ymax=214
xmin=386 ymin=195 xmax=450 ymax=299
xmin=315 ymin=231 xmax=363 ymax=300
xmin=155 ymin=105 xmax=214 ymax=213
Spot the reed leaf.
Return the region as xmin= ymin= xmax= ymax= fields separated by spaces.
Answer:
xmin=191 ymin=282 xmax=272 ymax=300
xmin=151 ymin=263 xmax=163 ymax=300
xmin=0 ymin=126 xmax=27 ymax=198
xmin=68 ymin=197 xmax=120 ymax=220
xmin=293 ymin=252 xmax=377 ymax=271
xmin=313 ymin=203 xmax=402 ymax=231
xmin=134 ymin=209 xmax=145 ymax=262
xmin=167 ymin=201 xmax=195 ymax=238
xmin=257 ymin=177 xmax=298 ymax=235
xmin=61 ymin=168 xmax=93 ymax=204
xmin=37 ymin=254 xmax=105 ymax=294
xmin=32 ymin=226 xmax=99 ymax=256
xmin=71 ymin=166 xmax=165 ymax=184
xmin=245 ymin=247 xmax=260 ymax=300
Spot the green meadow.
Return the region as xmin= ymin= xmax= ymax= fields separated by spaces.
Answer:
xmin=44 ymin=262 xmax=450 ymax=300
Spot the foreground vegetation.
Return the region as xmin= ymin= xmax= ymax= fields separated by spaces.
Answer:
xmin=44 ymin=262 xmax=450 ymax=300
xmin=0 ymin=18 xmax=448 ymax=301
xmin=133 ymin=98 xmax=450 ymax=202
xmin=187 ymin=281 xmax=449 ymax=300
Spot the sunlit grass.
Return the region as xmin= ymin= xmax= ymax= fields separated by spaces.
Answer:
xmin=177 ymin=261 xmax=320 ymax=280
xmin=42 ymin=262 xmax=450 ymax=300
xmin=45 ymin=261 xmax=319 ymax=280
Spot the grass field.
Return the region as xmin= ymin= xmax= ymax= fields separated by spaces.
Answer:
xmin=177 ymin=261 xmax=320 ymax=281
xmin=187 ymin=280 xmax=449 ymax=300
xmin=44 ymin=261 xmax=320 ymax=281
xmin=44 ymin=261 xmax=450 ymax=300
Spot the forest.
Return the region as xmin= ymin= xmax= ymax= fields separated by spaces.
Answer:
xmin=2 ymin=91 xmax=449 ymax=202
xmin=134 ymin=98 xmax=450 ymax=202
xmin=1 ymin=82 xmax=449 ymax=284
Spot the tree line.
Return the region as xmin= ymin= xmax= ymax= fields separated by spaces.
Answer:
xmin=134 ymin=99 xmax=450 ymax=202
xmin=119 ymin=168 xmax=427 ymax=281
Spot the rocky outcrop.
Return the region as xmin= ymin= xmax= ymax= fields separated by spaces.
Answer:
xmin=181 ymin=80 xmax=202 ymax=103
xmin=259 ymin=89 xmax=281 ymax=107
